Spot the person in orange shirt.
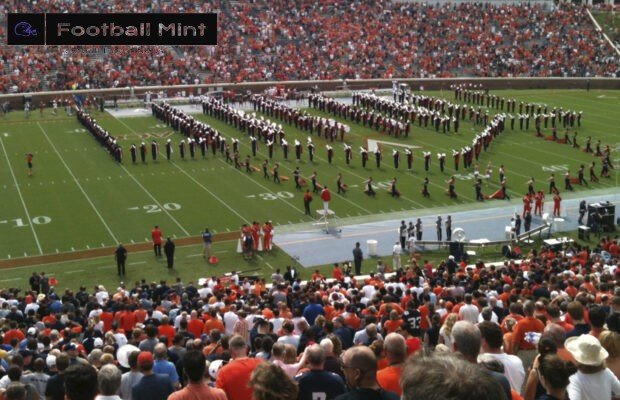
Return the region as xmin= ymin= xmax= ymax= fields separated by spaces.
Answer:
xmin=511 ymin=301 xmax=545 ymax=370
xmin=187 ymin=311 xmax=204 ymax=339
xmin=216 ymin=335 xmax=263 ymax=400
xmin=333 ymin=264 xmax=344 ymax=281
xmin=203 ymin=309 xmax=225 ymax=335
xmin=383 ymin=310 xmax=404 ymax=335
xmin=26 ymin=153 xmax=33 ymax=176
xmin=157 ymin=316 xmax=176 ymax=346
xmin=311 ymin=270 xmax=324 ymax=282
xmin=152 ymin=225 xmax=163 ymax=257
xmin=377 ymin=333 xmax=407 ymax=396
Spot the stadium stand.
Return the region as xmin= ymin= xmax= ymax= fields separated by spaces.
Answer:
xmin=0 ymin=1 xmax=618 ymax=93
xmin=0 ymin=237 xmax=617 ymax=399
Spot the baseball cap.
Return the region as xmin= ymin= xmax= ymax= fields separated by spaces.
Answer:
xmin=46 ymin=355 xmax=56 ymax=368
xmin=137 ymin=351 xmax=154 ymax=368
xmin=64 ymin=343 xmax=77 ymax=351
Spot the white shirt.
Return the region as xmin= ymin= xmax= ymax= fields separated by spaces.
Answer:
xmin=270 ymin=317 xmax=285 ymax=333
xmin=277 ymin=334 xmax=300 ymax=349
xmin=223 ymin=311 xmax=239 ymax=335
xmin=362 ymin=284 xmax=376 ymax=300
xmin=392 ymin=245 xmax=402 ymax=256
xmin=459 ymin=304 xmax=479 ymax=324
xmin=567 ymin=368 xmax=620 ymax=400
xmin=479 ymin=352 xmax=525 ymax=393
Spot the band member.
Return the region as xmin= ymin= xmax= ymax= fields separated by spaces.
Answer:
xmin=273 ymin=163 xmax=280 ymax=183
xmin=295 ymin=139 xmax=302 ymax=161
xmin=281 ymin=139 xmax=289 ymax=160
xmin=233 ymin=151 xmax=241 ymax=169
xmin=548 ymin=173 xmax=557 ymax=194
xmin=365 ymin=177 xmax=376 ymax=197
xmin=360 ymin=147 xmax=368 ymax=168
xmin=189 ymin=138 xmax=196 ymax=159
xmin=438 ymin=153 xmax=446 ymax=173
xmin=526 ymin=177 xmax=535 ymax=196
xmin=589 ymin=161 xmax=598 ymax=182
xmin=500 ymin=178 xmax=510 ymax=200
xmin=390 ymin=177 xmax=400 ymax=197
xmin=393 ymin=149 xmax=400 ymax=169
xmin=251 ymin=135 xmax=258 ymax=157
xmin=421 ymin=177 xmax=430 ymax=198
xmin=307 ymin=140 xmax=315 ymax=162
xmin=311 ymin=171 xmax=319 ymax=193
xmin=262 ymin=159 xmax=269 ymax=179
xmin=578 ymin=164 xmax=587 ymax=186
xmin=474 ymin=178 xmax=483 ymax=201
xmin=337 ymin=173 xmax=346 ymax=194
xmin=199 ymin=137 xmax=207 ymax=158
xmin=130 ymin=144 xmax=137 ymax=163
xmin=179 ymin=140 xmax=186 ymax=159
xmin=140 ymin=142 xmax=147 ymax=163
xmin=405 ymin=148 xmax=413 ymax=170
xmin=344 ymin=144 xmax=352 ymax=165
xmin=446 ymin=176 xmax=457 ymax=199
xmin=267 ymin=139 xmax=275 ymax=159
xmin=245 ymin=155 xmax=252 ymax=173
xmin=424 ymin=151 xmax=431 ymax=172
xmin=294 ymin=167 xmax=302 ymax=190
xmin=151 ymin=140 xmax=159 ymax=161
xmin=326 ymin=145 xmax=334 ymax=164
xmin=584 ymin=136 xmax=592 ymax=153
xmin=452 ymin=149 xmax=460 ymax=171
xmin=374 ymin=148 xmax=381 ymax=168
xmin=564 ymin=171 xmax=573 ymax=191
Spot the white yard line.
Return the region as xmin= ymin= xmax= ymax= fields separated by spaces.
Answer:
xmin=0 ymin=136 xmax=43 ymax=254
xmin=37 ymin=123 xmax=119 ymax=243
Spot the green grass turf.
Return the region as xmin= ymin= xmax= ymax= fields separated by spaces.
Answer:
xmin=0 ymin=89 xmax=618 ymax=288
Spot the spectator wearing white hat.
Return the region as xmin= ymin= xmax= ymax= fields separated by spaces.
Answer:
xmin=565 ymin=334 xmax=620 ymax=400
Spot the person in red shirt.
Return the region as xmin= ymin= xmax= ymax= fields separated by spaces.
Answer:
xmin=187 ymin=311 xmax=204 ymax=339
xmin=321 ymin=186 xmax=331 ymax=212
xmin=553 ymin=193 xmax=562 ymax=217
xmin=216 ymin=335 xmax=263 ymax=400
xmin=303 ymin=190 xmax=313 ymax=216
xmin=26 ymin=153 xmax=33 ymax=176
xmin=157 ymin=316 xmax=176 ymax=346
xmin=152 ymin=225 xmax=163 ymax=257
xmin=262 ymin=221 xmax=273 ymax=251
xmin=333 ymin=264 xmax=344 ymax=281
xmin=511 ymin=301 xmax=545 ymax=370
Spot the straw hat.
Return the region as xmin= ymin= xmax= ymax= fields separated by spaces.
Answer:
xmin=565 ymin=334 xmax=608 ymax=366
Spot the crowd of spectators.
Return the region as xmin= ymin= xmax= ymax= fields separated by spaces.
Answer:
xmin=0 ymin=235 xmax=617 ymax=399
xmin=1 ymin=1 xmax=618 ymax=93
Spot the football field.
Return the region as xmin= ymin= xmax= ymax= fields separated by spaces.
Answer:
xmin=0 ymin=89 xmax=618 ymax=267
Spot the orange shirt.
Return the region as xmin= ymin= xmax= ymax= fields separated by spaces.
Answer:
xmin=203 ymin=318 xmax=225 ymax=335
xmin=158 ymin=324 xmax=176 ymax=346
xmin=383 ymin=319 xmax=403 ymax=334
xmin=377 ymin=365 xmax=403 ymax=396
xmin=216 ymin=358 xmax=263 ymax=400
xmin=4 ymin=329 xmax=24 ymax=344
xmin=188 ymin=319 xmax=204 ymax=338
xmin=512 ymin=317 xmax=545 ymax=351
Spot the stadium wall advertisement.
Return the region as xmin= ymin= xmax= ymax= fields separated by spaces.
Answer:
xmin=0 ymin=77 xmax=618 ymax=107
